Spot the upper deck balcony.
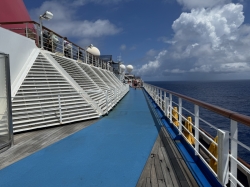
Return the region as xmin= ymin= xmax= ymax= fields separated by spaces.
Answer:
xmin=0 ymin=21 xmax=115 ymax=72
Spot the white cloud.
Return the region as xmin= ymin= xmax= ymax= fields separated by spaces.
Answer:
xmin=165 ymin=69 xmax=186 ymax=73
xmin=158 ymin=36 xmax=176 ymax=44
xmin=176 ymin=0 xmax=231 ymax=10
xmin=146 ymin=49 xmax=157 ymax=56
xmin=120 ymin=44 xmax=126 ymax=50
xmin=136 ymin=50 xmax=167 ymax=76
xmin=190 ymin=65 xmax=212 ymax=73
xmin=30 ymin=1 xmax=121 ymax=38
xmin=217 ymin=62 xmax=250 ymax=72
xmin=119 ymin=44 xmax=136 ymax=51
xmin=172 ymin=4 xmax=244 ymax=48
xmin=138 ymin=3 xmax=250 ymax=79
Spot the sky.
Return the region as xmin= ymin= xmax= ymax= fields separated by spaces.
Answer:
xmin=23 ymin=0 xmax=250 ymax=81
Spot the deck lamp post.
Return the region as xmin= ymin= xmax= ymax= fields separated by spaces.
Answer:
xmin=39 ymin=11 xmax=53 ymax=49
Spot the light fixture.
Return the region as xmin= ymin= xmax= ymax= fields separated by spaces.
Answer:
xmin=39 ymin=11 xmax=53 ymax=49
xmin=40 ymin=11 xmax=53 ymax=20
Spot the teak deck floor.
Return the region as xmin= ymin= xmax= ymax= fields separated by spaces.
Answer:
xmin=137 ymin=127 xmax=199 ymax=187
xmin=0 ymin=89 xmax=199 ymax=187
xmin=0 ymin=119 xmax=99 ymax=170
xmin=1 ymin=123 xmax=198 ymax=187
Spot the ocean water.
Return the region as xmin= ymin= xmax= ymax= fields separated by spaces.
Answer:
xmin=146 ymin=80 xmax=250 ymax=164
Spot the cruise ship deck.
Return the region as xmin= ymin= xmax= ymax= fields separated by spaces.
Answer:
xmin=0 ymin=88 xmax=205 ymax=187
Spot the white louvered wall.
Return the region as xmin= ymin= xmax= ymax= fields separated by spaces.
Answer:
xmin=12 ymin=53 xmax=99 ymax=132
xmin=50 ymin=54 xmax=107 ymax=112
xmin=78 ymin=63 xmax=115 ymax=109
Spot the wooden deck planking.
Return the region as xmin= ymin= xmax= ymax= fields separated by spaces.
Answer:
xmin=161 ymin=128 xmax=199 ymax=187
xmin=0 ymin=119 xmax=99 ymax=170
xmin=137 ymin=127 xmax=201 ymax=187
xmin=137 ymin=134 xmax=171 ymax=187
xmin=159 ymin=147 xmax=174 ymax=187
xmin=150 ymin=157 xmax=159 ymax=187
xmin=155 ymin=154 xmax=164 ymax=180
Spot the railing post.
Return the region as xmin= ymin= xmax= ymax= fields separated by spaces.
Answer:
xmin=114 ymin=88 xmax=117 ymax=104
xmin=71 ymin=44 xmax=73 ymax=59
xmin=230 ymin=120 xmax=238 ymax=186
xmin=157 ymin=89 xmax=160 ymax=106
xmin=164 ymin=91 xmax=167 ymax=115
xmin=159 ymin=89 xmax=161 ymax=106
xmin=154 ymin=88 xmax=156 ymax=101
xmin=58 ymin=94 xmax=62 ymax=123
xmin=194 ymin=105 xmax=199 ymax=155
xmin=178 ymin=98 xmax=182 ymax=135
xmin=157 ymin=89 xmax=159 ymax=105
xmin=35 ymin=24 xmax=40 ymax=47
xmin=105 ymin=90 xmax=108 ymax=114
xmin=154 ymin=88 xmax=157 ymax=101
xmin=39 ymin=19 xmax=44 ymax=49
xmin=78 ymin=47 xmax=80 ymax=60
xmin=62 ymin=39 xmax=65 ymax=56
xmin=25 ymin=23 xmax=28 ymax=37
xmin=165 ymin=93 xmax=169 ymax=117
xmin=51 ymin=36 xmax=54 ymax=53
xmin=169 ymin=94 xmax=172 ymax=123
xmin=218 ymin=129 xmax=229 ymax=185
xmin=155 ymin=88 xmax=157 ymax=104
xmin=85 ymin=52 xmax=88 ymax=64
xmin=160 ymin=90 xmax=162 ymax=109
xmin=112 ymin=89 xmax=115 ymax=106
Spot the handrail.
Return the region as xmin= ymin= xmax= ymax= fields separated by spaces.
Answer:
xmin=0 ymin=21 xmax=85 ymax=51
xmin=147 ymin=84 xmax=250 ymax=127
xmin=0 ymin=20 xmax=115 ymax=72
xmin=143 ymin=82 xmax=250 ymax=187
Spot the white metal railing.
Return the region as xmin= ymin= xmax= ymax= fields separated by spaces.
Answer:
xmin=143 ymin=83 xmax=250 ymax=187
xmin=13 ymin=81 xmax=129 ymax=115
xmin=12 ymin=87 xmax=128 ymax=117
xmin=0 ymin=21 xmax=114 ymax=72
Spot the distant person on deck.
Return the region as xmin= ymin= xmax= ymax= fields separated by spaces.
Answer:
xmin=50 ymin=32 xmax=59 ymax=53
xmin=64 ymin=37 xmax=72 ymax=58
xmin=134 ymin=79 xmax=137 ymax=90
xmin=42 ymin=30 xmax=50 ymax=51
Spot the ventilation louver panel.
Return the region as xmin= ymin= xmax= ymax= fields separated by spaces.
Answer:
xmin=91 ymin=67 xmax=116 ymax=90
xmin=91 ymin=67 xmax=124 ymax=100
xmin=78 ymin=63 xmax=115 ymax=107
xmin=12 ymin=53 xmax=99 ymax=132
xmin=50 ymin=55 xmax=107 ymax=111
xmin=102 ymin=70 xmax=122 ymax=88
xmin=107 ymin=71 xmax=124 ymax=87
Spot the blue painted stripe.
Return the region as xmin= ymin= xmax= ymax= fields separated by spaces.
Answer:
xmin=0 ymin=89 xmax=159 ymax=187
xmin=176 ymin=142 xmax=212 ymax=187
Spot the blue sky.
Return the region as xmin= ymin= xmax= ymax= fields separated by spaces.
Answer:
xmin=23 ymin=0 xmax=250 ymax=81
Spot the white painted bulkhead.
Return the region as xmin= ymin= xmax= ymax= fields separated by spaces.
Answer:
xmin=0 ymin=27 xmax=39 ymax=97
xmin=0 ymin=27 xmax=129 ymax=133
